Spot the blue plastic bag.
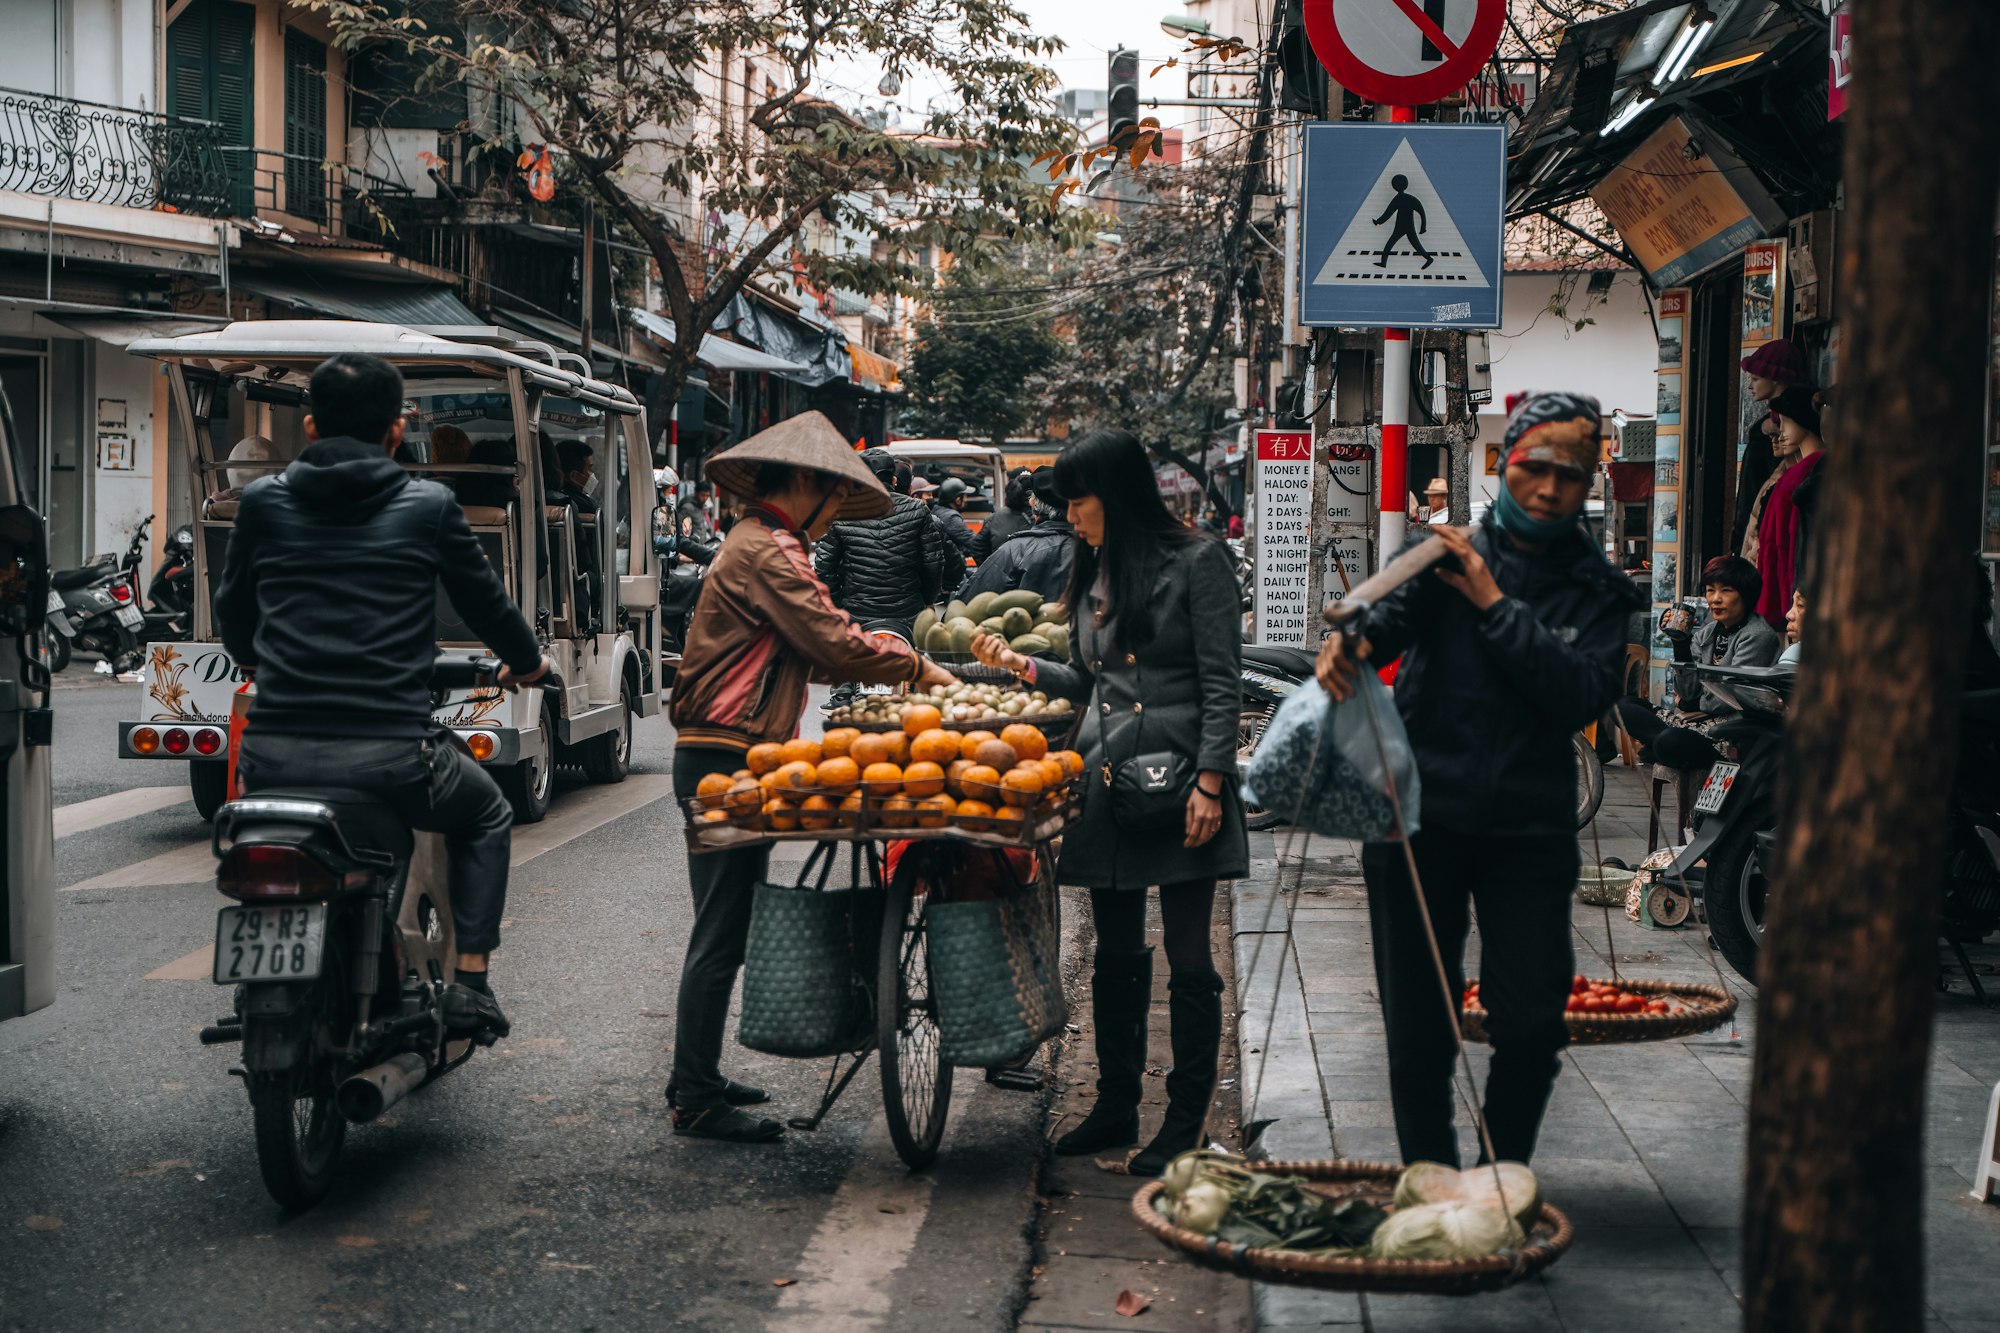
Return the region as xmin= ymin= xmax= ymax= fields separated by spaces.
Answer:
xmin=1242 ymin=672 xmax=1421 ymax=841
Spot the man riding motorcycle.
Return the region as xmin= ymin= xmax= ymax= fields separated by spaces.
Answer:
xmin=932 ymin=477 xmax=982 ymax=565
xmin=214 ymin=352 xmax=552 ymax=1039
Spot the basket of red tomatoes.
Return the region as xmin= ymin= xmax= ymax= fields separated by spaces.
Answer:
xmin=1460 ymin=974 xmax=1737 ymax=1046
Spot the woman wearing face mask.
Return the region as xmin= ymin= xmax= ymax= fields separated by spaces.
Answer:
xmin=667 ymin=412 xmax=959 ymax=1142
xmin=1315 ymin=391 xmax=1644 ymax=1168
xmin=970 ymin=428 xmax=1248 ymax=1176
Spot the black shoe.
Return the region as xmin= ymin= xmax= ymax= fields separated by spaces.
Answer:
xmin=1128 ymin=969 xmax=1223 ymax=1178
xmin=672 ymin=1104 xmax=785 ymax=1142
xmin=666 ymin=1077 xmax=769 ymax=1108
xmin=1053 ymin=948 xmax=1152 ymax=1156
xmin=442 ymin=983 xmax=511 ymax=1043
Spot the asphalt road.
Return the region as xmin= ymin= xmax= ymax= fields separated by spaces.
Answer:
xmin=1 ymin=676 xmax=1051 ymax=1331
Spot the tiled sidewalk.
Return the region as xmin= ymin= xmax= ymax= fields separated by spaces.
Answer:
xmin=1230 ymin=764 xmax=2000 ymax=1331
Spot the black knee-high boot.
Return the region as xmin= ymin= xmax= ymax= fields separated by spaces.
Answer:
xmin=1128 ymin=967 xmax=1223 ymax=1177
xmin=1054 ymin=948 xmax=1152 ymax=1155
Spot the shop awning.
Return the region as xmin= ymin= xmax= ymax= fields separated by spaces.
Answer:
xmin=713 ymin=292 xmax=851 ymax=387
xmin=233 ymin=274 xmax=481 ymax=328
xmin=494 ymin=307 xmax=665 ymax=372
xmin=47 ymin=312 xmax=226 ymax=348
xmin=846 ymin=342 xmax=902 ymax=393
xmin=628 ymin=309 xmax=813 ymax=377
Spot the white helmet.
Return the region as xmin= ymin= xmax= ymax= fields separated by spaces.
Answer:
xmin=652 ymin=465 xmax=680 ymax=490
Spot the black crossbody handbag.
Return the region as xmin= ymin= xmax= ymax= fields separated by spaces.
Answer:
xmin=1110 ymin=750 xmax=1196 ymax=831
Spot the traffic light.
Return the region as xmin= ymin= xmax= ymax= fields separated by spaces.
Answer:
xmin=1107 ymin=47 xmax=1139 ymax=149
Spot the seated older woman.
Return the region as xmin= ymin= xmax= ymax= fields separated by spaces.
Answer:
xmin=1616 ymin=554 xmax=1782 ymax=768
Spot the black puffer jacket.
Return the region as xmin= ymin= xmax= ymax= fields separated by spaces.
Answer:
xmin=975 ymin=507 xmax=1033 ymax=560
xmin=1363 ymin=515 xmax=1644 ymax=837
xmin=816 ymin=492 xmax=957 ymax=624
xmin=216 ymin=437 xmax=541 ymax=740
xmin=960 ymin=519 xmax=1076 ymax=603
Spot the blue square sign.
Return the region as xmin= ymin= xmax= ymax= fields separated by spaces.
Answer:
xmin=1300 ymin=122 xmax=1506 ymax=330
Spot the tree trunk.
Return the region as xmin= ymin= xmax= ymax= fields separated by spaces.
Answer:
xmin=1743 ymin=3 xmax=2000 ymax=1329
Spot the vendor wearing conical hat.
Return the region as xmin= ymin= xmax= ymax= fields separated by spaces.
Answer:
xmin=666 ymin=412 xmax=958 ymax=1143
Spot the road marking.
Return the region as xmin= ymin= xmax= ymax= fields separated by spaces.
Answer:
xmin=54 ymin=786 xmax=190 ymax=838
xmin=766 ymin=1115 xmax=936 ymax=1333
xmin=66 ymin=840 xmax=217 ymax=892
xmin=139 ymin=775 xmax=677 ymax=978
xmin=146 ymin=946 xmax=214 ymax=981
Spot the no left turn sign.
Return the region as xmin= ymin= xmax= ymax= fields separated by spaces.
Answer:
xmin=1302 ymin=0 xmax=1507 ymax=108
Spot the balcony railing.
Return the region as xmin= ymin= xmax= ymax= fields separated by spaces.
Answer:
xmin=0 ymin=86 xmax=232 ymax=216
xmin=223 ymin=146 xmax=423 ymax=243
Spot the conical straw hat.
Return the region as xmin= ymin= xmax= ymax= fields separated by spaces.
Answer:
xmin=702 ymin=411 xmax=891 ymax=521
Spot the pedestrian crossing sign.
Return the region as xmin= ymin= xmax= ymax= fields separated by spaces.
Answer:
xmin=1300 ymin=122 xmax=1506 ymax=329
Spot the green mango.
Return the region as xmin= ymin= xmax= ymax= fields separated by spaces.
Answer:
xmin=1000 ymin=606 xmax=1035 ymax=638
xmin=945 ymin=617 xmax=980 ymax=653
xmin=914 ymin=607 xmax=938 ymax=644
xmin=992 ymin=589 xmax=1043 ymax=615
xmin=978 ymin=616 xmax=1008 ymax=637
xmin=1038 ymin=602 xmax=1069 ymax=625
xmin=1009 ymin=633 xmax=1053 ymax=656
xmin=946 ymin=599 xmax=969 ymax=623
xmin=1043 ymin=625 xmax=1070 ymax=660
xmin=924 ymin=622 xmax=957 ymax=654
xmin=965 ymin=591 xmax=999 ymax=622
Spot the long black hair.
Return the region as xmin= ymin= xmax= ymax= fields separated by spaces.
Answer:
xmin=1053 ymin=429 xmax=1205 ymax=652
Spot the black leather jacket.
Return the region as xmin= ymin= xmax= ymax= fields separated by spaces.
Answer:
xmin=975 ymin=507 xmax=1033 ymax=560
xmin=215 ymin=436 xmax=541 ymax=740
xmin=816 ymin=492 xmax=958 ymax=623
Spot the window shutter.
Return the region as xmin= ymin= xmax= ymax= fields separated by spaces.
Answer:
xmin=165 ymin=0 xmax=255 ymax=215
xmin=283 ymin=29 xmax=328 ymax=221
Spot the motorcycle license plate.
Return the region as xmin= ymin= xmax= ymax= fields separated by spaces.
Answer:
xmin=45 ymin=591 xmax=62 ymax=613
xmin=115 ymin=604 xmax=144 ymax=629
xmin=1693 ymin=762 xmax=1741 ymax=815
xmin=213 ymin=904 xmax=326 ymax=984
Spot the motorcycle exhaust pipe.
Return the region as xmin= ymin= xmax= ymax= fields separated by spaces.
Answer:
xmin=336 ymin=1052 xmax=429 ymax=1123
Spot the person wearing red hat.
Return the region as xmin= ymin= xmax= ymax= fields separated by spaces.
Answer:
xmin=1732 ymin=339 xmax=1812 ymax=552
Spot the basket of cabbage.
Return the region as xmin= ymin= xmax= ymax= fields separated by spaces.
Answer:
xmin=1131 ymin=1153 xmax=1572 ymax=1293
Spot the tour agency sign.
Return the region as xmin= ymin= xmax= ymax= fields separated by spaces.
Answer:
xmin=1254 ymin=430 xmax=1315 ymax=646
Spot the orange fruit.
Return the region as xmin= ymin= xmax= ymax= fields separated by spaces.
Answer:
xmin=695 ymin=771 xmax=735 ymax=802
xmin=1035 ymin=758 xmax=1067 ymax=790
xmin=746 ymin=743 xmax=786 ymax=775
xmin=862 ymin=761 xmax=905 ymax=796
xmin=880 ymin=794 xmax=916 ymax=829
xmin=910 ymin=728 xmax=959 ymax=765
xmin=994 ymin=805 xmax=1028 ymax=830
xmin=798 ymin=794 xmax=837 ymax=831
xmin=1000 ymin=723 xmax=1048 ymax=762
xmin=780 ymin=737 xmax=823 ymax=768
xmin=902 ymin=703 xmax=944 ymax=736
xmin=726 ymin=778 xmax=764 ymax=811
xmin=850 ymin=733 xmax=892 ymax=767
xmin=765 ymin=799 xmax=801 ymax=831
xmin=946 ymin=758 xmax=976 ymax=797
xmin=883 ymin=732 xmax=911 ymax=766
xmin=955 ymin=798 xmax=996 ymax=829
xmin=902 ymin=760 xmax=947 ymax=799
xmin=774 ymin=760 xmax=818 ymax=793
xmin=959 ymin=730 xmax=998 ymax=759
xmin=973 ymin=739 xmax=1019 ymax=772
xmin=1054 ymin=750 xmax=1086 ymax=779
xmin=999 ymin=767 xmax=1044 ymax=807
xmin=698 ymin=808 xmax=730 ymax=824
xmin=839 ymin=791 xmax=866 ymax=826
xmin=960 ymin=764 xmax=1002 ymax=801
xmin=815 ymin=755 xmax=861 ymax=796
xmin=822 ymin=727 xmax=861 ymax=759
xmin=915 ymin=793 xmax=956 ymax=829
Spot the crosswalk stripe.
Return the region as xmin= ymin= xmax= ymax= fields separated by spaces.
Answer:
xmin=139 ymin=774 xmax=677 ymax=978
xmin=67 ymin=840 xmax=217 ymax=892
xmin=54 ymin=786 xmax=190 ymax=838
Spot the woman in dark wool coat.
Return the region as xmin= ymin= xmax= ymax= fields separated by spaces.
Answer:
xmin=973 ymin=428 xmax=1248 ymax=1176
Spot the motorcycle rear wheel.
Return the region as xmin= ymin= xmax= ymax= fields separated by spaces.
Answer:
xmin=249 ymin=1069 xmax=346 ymax=1211
xmin=1701 ymin=818 xmax=1768 ymax=984
xmin=190 ymin=761 xmax=230 ymax=822
xmin=44 ymin=628 xmax=70 ymax=674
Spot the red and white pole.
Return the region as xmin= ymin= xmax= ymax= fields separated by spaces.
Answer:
xmin=1378 ymin=105 xmax=1416 ymax=564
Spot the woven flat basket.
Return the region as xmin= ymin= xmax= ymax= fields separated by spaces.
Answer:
xmin=1461 ymin=977 xmax=1737 ymax=1046
xmin=1131 ymin=1159 xmax=1574 ymax=1294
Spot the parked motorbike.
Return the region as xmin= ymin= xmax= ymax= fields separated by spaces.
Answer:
xmin=140 ymin=517 xmax=194 ymax=642
xmin=43 ymin=531 xmax=146 ymax=674
xmin=1239 ymin=644 xmax=1316 ymax=831
xmin=198 ymin=654 xmax=504 ymax=1211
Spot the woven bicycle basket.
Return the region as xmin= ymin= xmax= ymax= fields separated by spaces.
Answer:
xmin=926 ymin=874 xmax=1067 ymax=1068
xmin=1131 ymin=1159 xmax=1574 ymax=1294
xmin=737 ymin=883 xmax=882 ymax=1058
xmin=1460 ymin=977 xmax=1737 ymax=1047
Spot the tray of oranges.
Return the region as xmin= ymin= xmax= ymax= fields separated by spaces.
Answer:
xmin=686 ymin=713 xmax=1086 ymax=850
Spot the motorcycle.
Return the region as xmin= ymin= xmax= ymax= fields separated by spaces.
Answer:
xmin=140 ymin=516 xmax=195 ymax=642
xmin=199 ymin=654 xmax=505 ymax=1211
xmin=44 ymin=530 xmax=147 ymax=674
xmin=656 ymin=531 xmax=712 ymax=686
xmin=1239 ymin=644 xmax=1316 ymax=831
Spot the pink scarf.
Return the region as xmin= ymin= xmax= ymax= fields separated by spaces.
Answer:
xmin=1754 ymin=450 xmax=1824 ymax=621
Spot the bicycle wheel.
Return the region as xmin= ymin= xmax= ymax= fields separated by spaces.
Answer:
xmin=1574 ymin=731 xmax=1605 ymax=829
xmin=878 ymin=861 xmax=952 ymax=1168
